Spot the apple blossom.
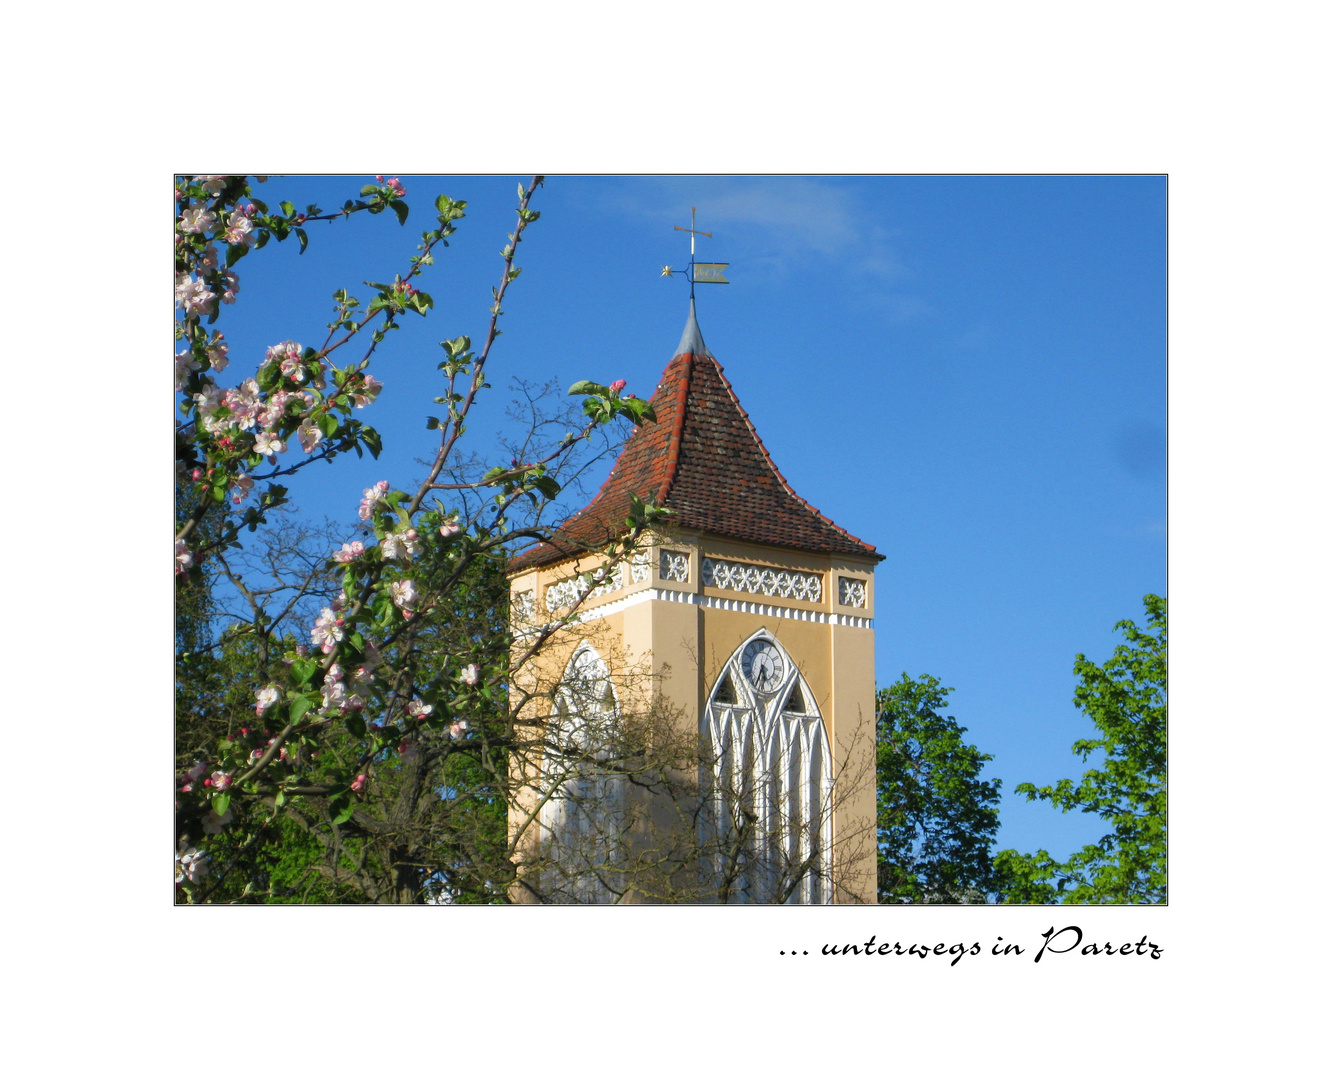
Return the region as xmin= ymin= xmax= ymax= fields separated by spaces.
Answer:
xmin=179 ymin=206 xmax=217 ymax=234
xmin=390 ymin=579 xmax=418 ymax=610
xmin=176 ymin=847 xmax=209 ymax=884
xmin=449 ymin=719 xmax=470 ymax=739
xmin=358 ymin=480 xmax=390 ymax=521
xmin=311 ymin=607 xmax=344 ymax=653
xmin=230 ymin=473 xmax=253 ymax=505
xmin=220 ymin=269 xmax=240 ymax=304
xmin=254 ymin=431 xmax=286 ymax=458
xmin=333 ymin=540 xmax=366 ymax=563
xmin=407 ymin=698 xmax=433 ymax=720
xmin=205 ymin=337 xmax=229 ymax=371
xmin=175 ymin=538 xmax=194 ymax=575
xmin=255 ymin=684 xmax=281 ymax=715
xmin=298 ymin=418 xmax=323 ymax=454
xmin=208 ymin=770 xmax=233 ymax=790
xmin=351 ymin=774 xmax=367 ymax=792
xmin=222 ymin=206 xmax=255 ymax=246
xmin=380 ymin=528 xmax=421 ymax=560
xmin=609 ymin=379 xmax=626 ymax=394
xmin=350 ymin=374 xmax=382 ymax=407
xmin=387 ymin=177 xmax=405 ymax=197
xmin=460 ymin=664 xmax=480 ymax=686
xmin=440 ymin=517 xmax=462 ymax=538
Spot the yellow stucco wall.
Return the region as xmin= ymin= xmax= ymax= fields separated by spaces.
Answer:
xmin=509 ymin=528 xmax=878 ymax=903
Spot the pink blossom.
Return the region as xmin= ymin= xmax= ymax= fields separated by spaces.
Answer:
xmin=609 ymin=379 xmax=626 ymax=394
xmin=407 ymin=698 xmax=433 ymax=720
xmin=358 ymin=480 xmax=390 ymax=521
xmin=174 ymin=349 xmax=202 ymax=391
xmin=298 ymin=418 xmax=323 ymax=454
xmin=176 ymin=275 xmax=216 ymax=317
xmin=333 ymin=541 xmax=366 ymax=563
xmin=351 ymin=774 xmax=367 ymax=792
xmin=449 ymin=719 xmax=471 ymax=740
xmin=222 ymin=206 xmax=255 ymax=246
xmin=195 ymin=175 xmax=227 ymax=197
xmin=387 ymin=177 xmax=405 ymax=197
xmin=176 ymin=847 xmax=209 ymax=884
xmin=255 ymin=684 xmax=281 ymax=715
xmin=220 ymin=269 xmax=240 ymax=304
xmin=179 ymin=206 xmax=217 ymax=234
xmin=439 ymin=517 xmax=462 ymax=538
xmin=230 ymin=473 xmax=253 ymax=505
xmin=206 ymin=337 xmax=229 ymax=371
xmin=311 ymin=607 xmax=344 ymax=653
xmin=380 ymin=528 xmax=421 ymax=561
xmin=200 ymin=244 xmax=220 ymax=270
xmin=362 ymin=641 xmax=382 ymax=669
xmin=208 ymin=770 xmax=233 ymax=791
xmin=254 ymin=431 xmax=286 ymax=458
xmin=175 ymin=538 xmax=193 ymax=576
xmin=390 ymin=580 xmax=418 ymax=611
xmin=460 ymin=664 xmax=480 ymax=687
xmin=351 ymin=375 xmax=381 ymax=408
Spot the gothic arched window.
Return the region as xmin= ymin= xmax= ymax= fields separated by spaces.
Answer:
xmin=702 ymin=631 xmax=832 ymax=904
xmin=538 ymin=643 xmax=625 ymax=904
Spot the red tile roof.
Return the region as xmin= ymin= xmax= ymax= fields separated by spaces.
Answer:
xmin=511 ymin=335 xmax=882 ymax=571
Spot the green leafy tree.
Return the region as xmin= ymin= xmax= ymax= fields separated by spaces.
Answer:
xmin=875 ymin=675 xmax=1003 ymax=903
xmin=995 ymin=595 xmax=1167 ymax=904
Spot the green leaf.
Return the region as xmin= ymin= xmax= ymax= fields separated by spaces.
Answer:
xmin=291 ymin=659 xmax=317 ymax=686
xmin=212 ymin=792 xmax=231 ymax=817
xmin=390 ymin=199 xmax=409 ymax=226
xmin=280 ymin=201 xmax=295 ymax=217
xmin=329 ymin=793 xmax=354 ymax=826
xmin=296 ymin=227 xmax=308 ymax=254
xmin=568 ymin=380 xmax=604 ymax=397
xmin=436 ymin=193 xmax=451 ymax=214
xmin=289 ymin=695 xmax=313 ymax=724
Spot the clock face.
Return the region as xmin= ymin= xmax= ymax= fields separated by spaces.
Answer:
xmin=741 ymin=639 xmax=785 ymax=693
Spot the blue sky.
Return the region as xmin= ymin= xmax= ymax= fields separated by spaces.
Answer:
xmin=210 ymin=174 xmax=1167 ymax=868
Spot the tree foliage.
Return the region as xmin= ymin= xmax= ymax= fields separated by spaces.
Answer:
xmin=995 ymin=595 xmax=1167 ymax=904
xmin=875 ymin=674 xmax=1002 ymax=903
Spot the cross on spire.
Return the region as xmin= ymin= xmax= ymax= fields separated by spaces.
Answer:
xmin=674 ymin=206 xmax=712 ymax=259
xmin=662 ymin=206 xmax=729 ymax=298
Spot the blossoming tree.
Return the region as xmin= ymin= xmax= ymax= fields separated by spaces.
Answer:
xmin=174 ymin=175 xmax=663 ymax=902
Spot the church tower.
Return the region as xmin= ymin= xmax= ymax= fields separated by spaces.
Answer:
xmin=509 ymin=301 xmax=882 ymax=903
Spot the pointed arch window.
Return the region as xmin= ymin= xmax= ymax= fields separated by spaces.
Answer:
xmin=538 ymin=644 xmax=625 ymax=903
xmin=702 ymin=632 xmax=832 ymax=904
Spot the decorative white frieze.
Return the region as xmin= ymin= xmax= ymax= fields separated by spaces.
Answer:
xmin=701 ymin=557 xmax=822 ymax=604
xmin=838 ymin=577 xmax=867 ymax=608
xmin=543 ymin=551 xmax=650 ymax=613
xmin=513 ymin=589 xmax=535 ymax=620
xmin=659 ymin=549 xmax=690 ymax=583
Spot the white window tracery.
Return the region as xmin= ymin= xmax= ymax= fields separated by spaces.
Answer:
xmin=538 ymin=644 xmax=625 ymax=903
xmin=701 ymin=557 xmax=823 ymax=603
xmin=702 ymin=632 xmax=832 ymax=904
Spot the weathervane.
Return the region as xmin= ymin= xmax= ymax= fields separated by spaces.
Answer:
xmin=661 ymin=206 xmax=729 ymax=298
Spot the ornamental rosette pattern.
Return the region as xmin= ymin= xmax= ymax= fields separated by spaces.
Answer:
xmin=544 ymin=552 xmax=650 ymax=613
xmin=838 ymin=577 xmax=866 ymax=608
xmin=513 ymin=589 xmax=535 ymax=620
xmin=659 ymin=549 xmax=689 ymax=582
xmin=700 ymin=557 xmax=822 ymax=603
